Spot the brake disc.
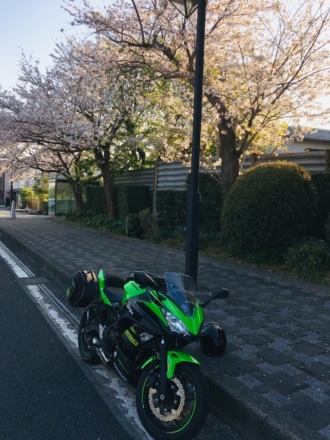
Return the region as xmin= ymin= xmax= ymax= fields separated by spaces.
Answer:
xmin=148 ymin=377 xmax=186 ymax=422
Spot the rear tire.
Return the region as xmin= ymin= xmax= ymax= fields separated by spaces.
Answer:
xmin=78 ymin=303 xmax=102 ymax=365
xmin=136 ymin=361 xmax=209 ymax=440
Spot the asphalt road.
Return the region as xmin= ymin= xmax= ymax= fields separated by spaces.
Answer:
xmin=0 ymin=260 xmax=134 ymax=440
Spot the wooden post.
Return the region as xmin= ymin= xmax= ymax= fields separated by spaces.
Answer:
xmin=325 ymin=150 xmax=330 ymax=173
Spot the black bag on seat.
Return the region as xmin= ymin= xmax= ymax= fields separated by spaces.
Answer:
xmin=67 ymin=270 xmax=98 ymax=307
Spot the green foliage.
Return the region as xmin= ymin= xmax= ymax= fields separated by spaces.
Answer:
xmin=73 ymin=154 xmax=99 ymax=181
xmin=20 ymin=188 xmax=35 ymax=207
xmin=138 ymin=208 xmax=159 ymax=238
xmin=39 ymin=201 xmax=48 ymax=214
xmin=156 ymin=190 xmax=188 ymax=238
xmin=20 ymin=177 xmax=49 ymax=213
xmin=325 ymin=212 xmax=330 ymax=243
xmin=284 ymin=238 xmax=330 ymax=277
xmin=117 ymin=185 xmax=151 ymax=218
xmin=310 ymin=173 xmax=330 ymax=239
xmin=221 ymin=161 xmax=316 ymax=261
xmin=33 ymin=176 xmax=49 ymax=202
xmin=76 ymin=212 xmax=125 ymax=234
xmin=199 ymin=231 xmax=221 ymax=252
xmin=125 ymin=214 xmax=144 ymax=238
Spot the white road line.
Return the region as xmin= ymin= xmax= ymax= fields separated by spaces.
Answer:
xmin=26 ymin=284 xmax=78 ymax=346
xmin=0 ymin=241 xmax=34 ymax=278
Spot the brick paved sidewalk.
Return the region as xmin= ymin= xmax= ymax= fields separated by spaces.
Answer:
xmin=0 ymin=209 xmax=329 ymax=440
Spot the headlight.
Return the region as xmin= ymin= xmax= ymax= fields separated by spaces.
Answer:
xmin=162 ymin=309 xmax=189 ymax=336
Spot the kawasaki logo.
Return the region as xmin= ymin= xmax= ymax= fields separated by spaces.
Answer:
xmin=125 ymin=330 xmax=139 ymax=346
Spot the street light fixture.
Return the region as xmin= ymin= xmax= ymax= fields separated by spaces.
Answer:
xmin=169 ymin=0 xmax=206 ymax=284
xmin=169 ymin=0 xmax=198 ymax=18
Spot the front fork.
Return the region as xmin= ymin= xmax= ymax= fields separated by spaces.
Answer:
xmin=156 ymin=337 xmax=201 ymax=401
xmin=159 ymin=337 xmax=168 ymax=400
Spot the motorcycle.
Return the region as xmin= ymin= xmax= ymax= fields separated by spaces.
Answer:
xmin=67 ymin=269 xmax=229 ymax=440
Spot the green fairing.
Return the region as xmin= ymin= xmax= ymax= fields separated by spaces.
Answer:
xmin=99 ymin=289 xmax=111 ymax=306
xmin=141 ymin=351 xmax=200 ymax=379
xmin=97 ymin=269 xmax=112 ymax=306
xmin=167 ymin=351 xmax=200 ymax=378
xmin=144 ymin=301 xmax=168 ymax=327
xmin=123 ymin=280 xmax=147 ymax=301
xmin=161 ymin=296 xmax=204 ymax=336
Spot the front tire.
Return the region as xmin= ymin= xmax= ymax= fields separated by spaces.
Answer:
xmin=136 ymin=361 xmax=209 ymax=440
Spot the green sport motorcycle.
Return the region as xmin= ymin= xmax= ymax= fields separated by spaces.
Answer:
xmin=67 ymin=269 xmax=229 ymax=440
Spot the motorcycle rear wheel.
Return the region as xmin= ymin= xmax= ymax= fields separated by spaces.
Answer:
xmin=78 ymin=303 xmax=102 ymax=365
xmin=136 ymin=361 xmax=209 ymax=440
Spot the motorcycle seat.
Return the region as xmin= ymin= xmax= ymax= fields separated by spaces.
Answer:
xmin=103 ymin=273 xmax=125 ymax=303
xmin=104 ymin=286 xmax=124 ymax=302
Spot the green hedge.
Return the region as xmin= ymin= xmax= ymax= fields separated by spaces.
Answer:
xmin=117 ymin=185 xmax=151 ymax=218
xmin=187 ymin=172 xmax=222 ymax=233
xmin=311 ymin=173 xmax=330 ymax=239
xmin=221 ymin=161 xmax=317 ymax=261
xmin=285 ymin=238 xmax=330 ymax=277
xmin=156 ymin=190 xmax=188 ymax=237
xmin=156 ymin=172 xmax=222 ymax=238
xmin=84 ymin=185 xmax=106 ymax=214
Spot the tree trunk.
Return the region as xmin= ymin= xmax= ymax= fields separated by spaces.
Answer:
xmin=205 ymin=94 xmax=241 ymax=200
xmin=218 ymin=122 xmax=240 ymax=200
xmin=101 ymin=164 xmax=114 ymax=219
xmin=94 ymin=147 xmax=114 ymax=219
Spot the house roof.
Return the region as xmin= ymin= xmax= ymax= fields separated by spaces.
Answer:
xmin=304 ymin=128 xmax=330 ymax=142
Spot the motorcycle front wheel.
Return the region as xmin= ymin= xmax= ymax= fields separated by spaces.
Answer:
xmin=136 ymin=361 xmax=209 ymax=440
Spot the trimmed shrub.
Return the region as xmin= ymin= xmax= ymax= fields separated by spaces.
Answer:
xmin=221 ymin=161 xmax=317 ymax=261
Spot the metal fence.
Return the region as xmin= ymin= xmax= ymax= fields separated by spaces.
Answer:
xmin=241 ymin=151 xmax=330 ymax=173
xmin=114 ymin=151 xmax=330 ymax=192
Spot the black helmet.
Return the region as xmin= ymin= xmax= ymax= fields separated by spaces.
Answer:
xmin=200 ymin=322 xmax=227 ymax=356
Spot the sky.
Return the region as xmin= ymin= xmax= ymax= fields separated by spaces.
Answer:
xmin=0 ymin=0 xmax=70 ymax=89
xmin=0 ymin=0 xmax=329 ymax=130
xmin=0 ymin=0 xmax=107 ymax=90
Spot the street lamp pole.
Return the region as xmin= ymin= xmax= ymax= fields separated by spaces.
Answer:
xmin=169 ymin=0 xmax=206 ymax=284
xmin=10 ymin=181 xmax=14 ymax=204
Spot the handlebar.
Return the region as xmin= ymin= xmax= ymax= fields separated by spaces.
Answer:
xmin=201 ymin=288 xmax=229 ymax=308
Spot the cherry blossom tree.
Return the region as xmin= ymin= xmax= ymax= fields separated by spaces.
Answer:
xmin=50 ymin=38 xmax=163 ymax=217
xmin=0 ymin=60 xmax=95 ymax=215
xmin=67 ymin=0 xmax=330 ymax=197
xmin=0 ymin=39 xmax=160 ymax=217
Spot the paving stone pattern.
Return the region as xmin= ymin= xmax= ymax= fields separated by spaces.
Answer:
xmin=0 ymin=211 xmax=329 ymax=440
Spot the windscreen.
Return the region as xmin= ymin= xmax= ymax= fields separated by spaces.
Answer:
xmin=163 ymin=272 xmax=197 ymax=316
